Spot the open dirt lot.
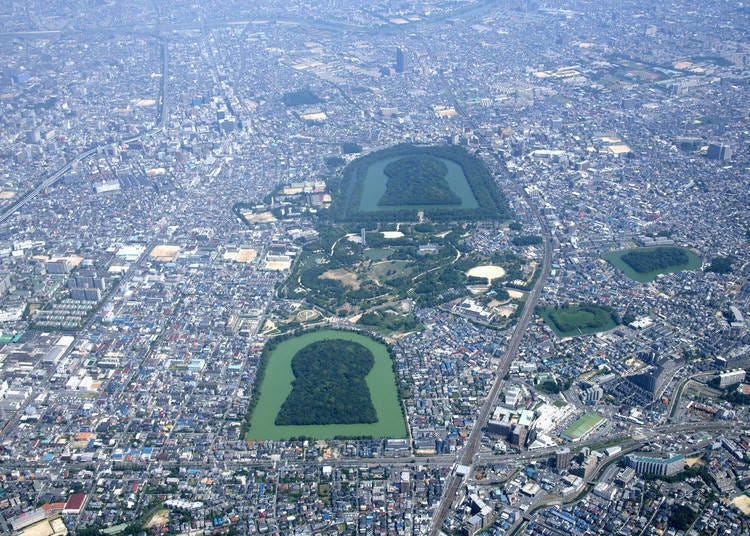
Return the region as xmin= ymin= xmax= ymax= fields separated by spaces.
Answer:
xmin=320 ymin=268 xmax=361 ymax=289
xmin=466 ymin=264 xmax=506 ymax=281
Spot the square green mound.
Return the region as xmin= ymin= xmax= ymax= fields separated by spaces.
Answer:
xmin=330 ymin=144 xmax=511 ymax=223
xmin=541 ymin=304 xmax=618 ymax=337
xmin=246 ymin=330 xmax=407 ymax=441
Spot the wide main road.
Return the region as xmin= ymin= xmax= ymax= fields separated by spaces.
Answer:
xmin=0 ymin=35 xmax=168 ymax=226
xmin=429 ymin=205 xmax=553 ymax=534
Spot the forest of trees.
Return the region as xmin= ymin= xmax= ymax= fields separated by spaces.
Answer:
xmin=379 ymin=155 xmax=460 ymax=206
xmin=722 ymin=389 xmax=750 ymax=406
xmin=275 ymin=340 xmax=378 ymax=426
xmin=708 ymin=375 xmax=750 ymax=406
xmin=490 ymin=282 xmax=510 ymax=300
xmin=621 ymin=247 xmax=689 ymax=273
xmin=511 ymin=235 xmax=543 ymax=246
xmin=706 ymin=255 xmax=735 ymax=274
xmin=325 ymin=156 xmax=346 ymax=169
xmin=282 ymin=88 xmax=322 ymax=106
xmin=358 ymin=310 xmax=420 ymax=332
xmin=669 ymin=505 xmax=698 ymax=531
xmin=537 ymin=376 xmax=574 ymax=394
xmin=342 ymin=142 xmax=362 ymax=154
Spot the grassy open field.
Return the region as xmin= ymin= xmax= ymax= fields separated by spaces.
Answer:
xmin=563 ymin=412 xmax=606 ymax=441
xmin=363 ymin=247 xmax=393 ymax=261
xmin=320 ymin=268 xmax=360 ymax=289
xmin=369 ymin=260 xmax=411 ymax=281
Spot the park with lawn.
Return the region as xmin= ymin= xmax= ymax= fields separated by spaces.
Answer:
xmin=285 ymin=224 xmax=532 ymax=316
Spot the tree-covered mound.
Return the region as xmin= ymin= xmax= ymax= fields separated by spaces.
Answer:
xmin=330 ymin=144 xmax=511 ymax=222
xmin=604 ymin=246 xmax=702 ymax=283
xmin=541 ymin=304 xmax=619 ymax=336
xmin=621 ymin=247 xmax=689 ymax=273
xmin=379 ymin=155 xmax=460 ymax=206
xmin=705 ymin=255 xmax=735 ymax=274
xmin=357 ymin=309 xmax=420 ymax=332
xmin=275 ymin=339 xmax=377 ymax=426
xmin=282 ymin=88 xmax=321 ymax=106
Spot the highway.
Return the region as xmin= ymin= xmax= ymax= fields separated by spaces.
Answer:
xmin=423 ymin=39 xmax=556 ymax=530
xmin=0 ymin=148 xmax=95 ymax=225
xmin=429 ymin=197 xmax=553 ymax=534
xmin=1 ymin=421 xmax=737 ymax=483
xmin=0 ymin=36 xmax=167 ymax=227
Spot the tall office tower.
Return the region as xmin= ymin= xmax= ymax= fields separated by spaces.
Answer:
xmin=510 ymin=425 xmax=527 ymax=449
xmin=395 ymin=47 xmax=405 ymax=73
xmin=555 ymin=448 xmax=572 ymax=470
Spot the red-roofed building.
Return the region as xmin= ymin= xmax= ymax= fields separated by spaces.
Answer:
xmin=62 ymin=493 xmax=87 ymax=515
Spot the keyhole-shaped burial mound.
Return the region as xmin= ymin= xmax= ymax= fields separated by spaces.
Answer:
xmin=274 ymin=339 xmax=377 ymax=426
xmin=379 ymin=155 xmax=461 ymax=206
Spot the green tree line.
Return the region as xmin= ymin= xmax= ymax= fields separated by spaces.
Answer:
xmin=621 ymin=247 xmax=689 ymax=273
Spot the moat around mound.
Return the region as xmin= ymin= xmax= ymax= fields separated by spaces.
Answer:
xmin=604 ymin=246 xmax=702 ymax=282
xmin=331 ymin=144 xmax=510 ymax=222
xmin=246 ymin=330 xmax=407 ymax=440
xmin=360 ymin=155 xmax=478 ymax=211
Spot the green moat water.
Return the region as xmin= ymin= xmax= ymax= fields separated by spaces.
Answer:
xmin=246 ymin=330 xmax=407 ymax=441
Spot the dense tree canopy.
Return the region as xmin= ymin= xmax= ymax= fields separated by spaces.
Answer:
xmin=490 ymin=281 xmax=510 ymax=300
xmin=621 ymin=247 xmax=689 ymax=273
xmin=358 ymin=310 xmax=419 ymax=332
xmin=342 ymin=142 xmax=363 ymax=154
xmin=706 ymin=255 xmax=735 ymax=274
xmin=275 ymin=340 xmax=377 ymax=426
xmin=325 ymin=156 xmax=346 ymax=169
xmin=379 ymin=155 xmax=460 ymax=206
xmin=669 ymin=505 xmax=698 ymax=531
xmin=512 ymin=235 xmax=543 ymax=246
xmin=282 ymin=88 xmax=321 ymax=106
